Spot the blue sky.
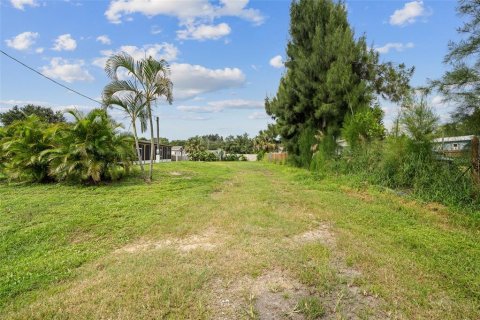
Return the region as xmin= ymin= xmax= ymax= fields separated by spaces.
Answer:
xmin=0 ymin=0 xmax=461 ymax=139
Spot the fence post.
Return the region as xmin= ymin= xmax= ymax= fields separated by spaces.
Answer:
xmin=472 ymin=136 xmax=480 ymax=184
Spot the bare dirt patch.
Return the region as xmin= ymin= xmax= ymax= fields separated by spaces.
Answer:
xmin=292 ymin=223 xmax=335 ymax=247
xmin=210 ymin=269 xmax=310 ymax=320
xmin=292 ymin=224 xmax=387 ymax=319
xmin=117 ymin=229 xmax=218 ymax=254
xmin=169 ymin=171 xmax=183 ymax=176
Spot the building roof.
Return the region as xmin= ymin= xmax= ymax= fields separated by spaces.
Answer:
xmin=138 ymin=139 xmax=171 ymax=146
xmin=433 ymin=135 xmax=475 ymax=143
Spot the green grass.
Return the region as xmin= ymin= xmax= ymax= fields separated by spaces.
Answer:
xmin=1 ymin=162 xmax=479 ymax=319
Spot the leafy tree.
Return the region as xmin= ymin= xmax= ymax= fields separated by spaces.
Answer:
xmin=45 ymin=109 xmax=134 ymax=183
xmin=0 ymin=105 xmax=65 ymax=126
xmin=185 ymin=136 xmax=206 ymax=161
xmin=342 ymin=104 xmax=385 ymax=148
xmin=103 ymin=94 xmax=148 ymax=179
xmin=103 ymin=52 xmax=173 ymax=182
xmin=266 ymin=0 xmax=413 ymax=167
xmin=1 ymin=116 xmax=60 ymax=182
xmin=224 ymin=133 xmax=254 ymax=154
xmin=200 ymin=134 xmax=224 ymax=150
xmin=254 ymin=124 xmax=281 ymax=154
xmin=400 ymin=94 xmax=439 ymax=143
xmin=432 ymin=0 xmax=480 ymax=135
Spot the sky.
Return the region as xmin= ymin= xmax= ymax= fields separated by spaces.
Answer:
xmin=0 ymin=0 xmax=462 ymax=139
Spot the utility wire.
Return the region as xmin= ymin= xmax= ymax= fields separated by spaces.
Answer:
xmin=1 ymin=49 xmax=102 ymax=105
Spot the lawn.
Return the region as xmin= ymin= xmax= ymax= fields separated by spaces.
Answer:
xmin=1 ymin=162 xmax=479 ymax=319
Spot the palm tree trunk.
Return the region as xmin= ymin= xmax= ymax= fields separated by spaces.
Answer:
xmin=131 ymin=120 xmax=146 ymax=181
xmin=147 ymin=103 xmax=155 ymax=181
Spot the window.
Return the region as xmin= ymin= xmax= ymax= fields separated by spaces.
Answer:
xmin=453 ymin=143 xmax=458 ymax=150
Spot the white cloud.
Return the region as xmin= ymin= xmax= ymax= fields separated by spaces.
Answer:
xmin=96 ymin=35 xmax=112 ymax=45
xmin=105 ymin=0 xmax=264 ymax=25
xmin=151 ymin=25 xmax=162 ymax=35
xmin=171 ymin=63 xmax=246 ymax=100
xmin=41 ymin=58 xmax=94 ymax=83
xmin=178 ymin=99 xmax=263 ymax=113
xmin=52 ymin=34 xmax=77 ymax=51
xmin=0 ymin=99 xmax=49 ymax=106
xmin=375 ymin=42 xmax=414 ymax=54
xmin=389 ymin=1 xmax=426 ymax=26
xmin=10 ymin=0 xmax=38 ymax=10
xmin=269 ymin=55 xmax=283 ymax=68
xmin=177 ymin=23 xmax=231 ymax=41
xmin=5 ymin=31 xmax=39 ymax=51
xmin=248 ymin=111 xmax=269 ymax=120
xmin=35 ymin=47 xmax=44 ymax=53
xmin=92 ymin=43 xmax=179 ymax=69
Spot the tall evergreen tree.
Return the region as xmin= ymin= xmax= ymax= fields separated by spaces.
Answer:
xmin=432 ymin=0 xmax=480 ymax=135
xmin=266 ymin=0 xmax=413 ymax=167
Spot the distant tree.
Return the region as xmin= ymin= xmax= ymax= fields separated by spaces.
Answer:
xmin=432 ymin=0 xmax=480 ymax=135
xmin=224 ymin=133 xmax=253 ymax=154
xmin=266 ymin=0 xmax=413 ymax=167
xmin=401 ymin=94 xmax=439 ymax=144
xmin=185 ymin=136 xmax=206 ymax=161
xmin=254 ymin=124 xmax=281 ymax=153
xmin=103 ymin=52 xmax=173 ymax=182
xmin=170 ymin=139 xmax=187 ymax=147
xmin=200 ymin=134 xmax=224 ymax=150
xmin=0 ymin=105 xmax=65 ymax=126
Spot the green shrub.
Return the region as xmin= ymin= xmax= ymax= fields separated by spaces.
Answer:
xmin=1 ymin=116 xmax=59 ymax=182
xmin=0 ymin=109 xmax=135 ymax=184
xmin=45 ymin=109 xmax=134 ymax=183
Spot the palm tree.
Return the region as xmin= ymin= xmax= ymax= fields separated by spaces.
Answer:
xmin=103 ymin=93 xmax=148 ymax=180
xmin=1 ymin=115 xmax=59 ymax=182
xmin=103 ymin=52 xmax=173 ymax=182
xmin=45 ymin=109 xmax=134 ymax=184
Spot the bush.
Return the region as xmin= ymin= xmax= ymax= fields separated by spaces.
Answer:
xmin=189 ymin=150 xmax=218 ymax=161
xmin=0 ymin=109 xmax=135 ymax=184
xmin=1 ymin=116 xmax=58 ymax=182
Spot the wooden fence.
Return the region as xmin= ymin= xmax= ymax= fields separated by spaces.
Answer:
xmin=266 ymin=152 xmax=288 ymax=163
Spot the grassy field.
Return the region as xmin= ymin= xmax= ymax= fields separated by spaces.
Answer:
xmin=1 ymin=162 xmax=479 ymax=319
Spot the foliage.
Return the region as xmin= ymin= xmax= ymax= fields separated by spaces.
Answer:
xmin=253 ymin=124 xmax=281 ymax=154
xmin=103 ymin=52 xmax=173 ymax=181
xmin=266 ymin=0 xmax=413 ymax=167
xmin=0 ymin=116 xmax=59 ymax=182
xmin=342 ymin=105 xmax=385 ymax=149
xmin=400 ymin=94 xmax=439 ymax=144
xmin=432 ymin=0 xmax=480 ymax=135
xmin=224 ymin=133 xmax=254 ymax=154
xmin=0 ymin=105 xmax=66 ymax=126
xmin=0 ymin=110 xmax=135 ymax=184
xmin=103 ymin=93 xmax=148 ymax=179
xmin=45 ymin=109 xmax=134 ymax=183
xmin=223 ymin=154 xmax=247 ymax=161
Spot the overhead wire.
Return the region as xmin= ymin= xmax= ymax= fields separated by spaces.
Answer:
xmin=0 ymin=49 xmax=102 ymax=105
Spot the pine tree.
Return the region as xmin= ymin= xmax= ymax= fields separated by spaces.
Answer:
xmin=433 ymin=0 xmax=480 ymax=134
xmin=266 ymin=0 xmax=413 ymax=167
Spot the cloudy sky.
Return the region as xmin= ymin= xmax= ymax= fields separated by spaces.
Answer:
xmin=0 ymin=0 xmax=460 ymax=139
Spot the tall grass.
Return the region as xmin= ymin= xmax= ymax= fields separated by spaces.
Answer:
xmin=311 ymin=136 xmax=480 ymax=210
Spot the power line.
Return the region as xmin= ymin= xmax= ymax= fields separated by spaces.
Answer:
xmin=1 ymin=49 xmax=102 ymax=105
